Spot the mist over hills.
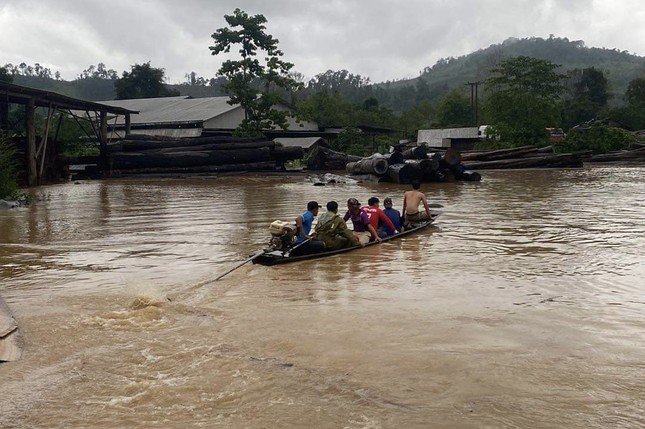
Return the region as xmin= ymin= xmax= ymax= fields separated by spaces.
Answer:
xmin=7 ymin=36 xmax=645 ymax=111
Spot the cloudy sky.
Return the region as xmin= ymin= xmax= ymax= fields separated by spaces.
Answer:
xmin=1 ymin=0 xmax=643 ymax=84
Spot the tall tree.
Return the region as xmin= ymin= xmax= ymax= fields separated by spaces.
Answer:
xmin=434 ymin=89 xmax=473 ymax=127
xmin=562 ymin=67 xmax=609 ymax=128
xmin=115 ymin=62 xmax=179 ymax=100
xmin=0 ymin=66 xmax=13 ymax=83
xmin=625 ymin=77 xmax=645 ymax=107
xmin=484 ymin=56 xmax=564 ymax=145
xmin=210 ymin=8 xmax=301 ymax=136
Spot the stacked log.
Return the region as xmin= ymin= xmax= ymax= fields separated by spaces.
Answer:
xmin=588 ymin=146 xmax=645 ymax=163
xmin=345 ymin=146 xmax=481 ymax=184
xmin=307 ymin=146 xmax=361 ymax=170
xmin=459 ymin=145 xmax=587 ymax=169
xmin=463 ymin=152 xmax=585 ymax=169
xmin=102 ymin=134 xmax=302 ymax=176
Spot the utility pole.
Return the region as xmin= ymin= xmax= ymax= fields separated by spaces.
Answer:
xmin=465 ymin=81 xmax=481 ymax=125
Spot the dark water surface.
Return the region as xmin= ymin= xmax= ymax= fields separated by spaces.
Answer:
xmin=0 ymin=167 xmax=643 ymax=428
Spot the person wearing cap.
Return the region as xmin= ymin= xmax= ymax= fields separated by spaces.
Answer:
xmin=381 ymin=197 xmax=402 ymax=236
xmin=291 ymin=201 xmax=326 ymax=257
xmin=343 ymin=198 xmax=380 ymax=245
xmin=315 ymin=201 xmax=360 ymax=250
xmin=361 ymin=197 xmax=397 ymax=239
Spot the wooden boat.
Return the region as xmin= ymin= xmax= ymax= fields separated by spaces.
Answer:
xmin=252 ymin=214 xmax=440 ymax=266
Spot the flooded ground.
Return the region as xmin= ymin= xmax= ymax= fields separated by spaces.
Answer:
xmin=0 ymin=167 xmax=643 ymax=428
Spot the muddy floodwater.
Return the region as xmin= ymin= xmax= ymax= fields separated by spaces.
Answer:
xmin=0 ymin=167 xmax=643 ymax=428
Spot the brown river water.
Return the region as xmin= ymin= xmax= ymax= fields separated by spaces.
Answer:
xmin=0 ymin=167 xmax=643 ymax=428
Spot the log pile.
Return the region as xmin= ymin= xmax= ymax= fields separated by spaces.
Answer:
xmin=345 ymin=146 xmax=482 ymax=184
xmin=460 ymin=145 xmax=589 ymax=170
xmin=587 ymin=146 xmax=645 ymax=163
xmin=307 ymin=146 xmax=361 ymax=170
xmin=103 ymin=134 xmax=303 ymax=177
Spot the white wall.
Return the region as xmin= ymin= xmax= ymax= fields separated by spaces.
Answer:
xmin=418 ymin=127 xmax=479 ymax=147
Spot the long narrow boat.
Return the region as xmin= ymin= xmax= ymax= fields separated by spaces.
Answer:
xmin=252 ymin=214 xmax=439 ymax=266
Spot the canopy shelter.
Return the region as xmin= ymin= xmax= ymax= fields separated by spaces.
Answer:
xmin=0 ymin=82 xmax=137 ymax=185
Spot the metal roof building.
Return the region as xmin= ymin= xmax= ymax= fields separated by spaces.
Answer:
xmin=100 ymin=96 xmax=319 ymax=138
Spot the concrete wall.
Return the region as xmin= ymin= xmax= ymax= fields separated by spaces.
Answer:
xmin=418 ymin=127 xmax=479 ymax=147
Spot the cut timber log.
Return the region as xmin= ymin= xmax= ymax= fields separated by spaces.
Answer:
xmin=460 ymin=145 xmax=538 ymax=161
xmin=111 ymin=161 xmax=276 ymax=176
xmin=110 ymin=147 xmax=271 ymax=170
xmin=346 ymin=157 xmax=389 ymax=175
xmin=115 ymin=136 xmax=267 ymax=152
xmin=387 ymin=163 xmax=420 ymax=184
xmin=402 ymin=146 xmax=428 ymax=160
xmin=144 ymin=141 xmax=275 ymax=153
xmin=588 ymin=147 xmax=645 ymax=162
xmin=272 ymin=146 xmax=305 ymax=163
xmin=463 ymin=153 xmax=584 ymax=169
xmin=307 ymin=146 xmax=361 ymax=170
xmin=442 ymin=148 xmax=462 ymax=166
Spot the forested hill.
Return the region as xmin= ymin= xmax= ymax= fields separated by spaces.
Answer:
xmin=5 ymin=36 xmax=644 ymax=111
xmin=374 ymin=37 xmax=645 ymax=110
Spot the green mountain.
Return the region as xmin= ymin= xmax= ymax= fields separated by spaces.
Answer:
xmin=375 ymin=36 xmax=645 ymax=110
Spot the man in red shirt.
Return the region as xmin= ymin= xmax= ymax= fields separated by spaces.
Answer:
xmin=361 ymin=197 xmax=396 ymax=240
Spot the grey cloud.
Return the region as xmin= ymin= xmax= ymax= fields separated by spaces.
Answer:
xmin=1 ymin=0 xmax=643 ymax=83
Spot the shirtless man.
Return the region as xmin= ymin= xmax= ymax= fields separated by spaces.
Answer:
xmin=402 ymin=179 xmax=432 ymax=225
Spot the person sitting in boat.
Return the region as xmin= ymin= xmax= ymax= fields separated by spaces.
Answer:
xmin=343 ymin=198 xmax=381 ymax=245
xmin=402 ymin=180 xmax=433 ymax=227
xmin=361 ymin=197 xmax=397 ymax=238
xmin=291 ymin=201 xmax=326 ymax=256
xmin=381 ymin=197 xmax=402 ymax=235
xmin=315 ymin=201 xmax=361 ymax=250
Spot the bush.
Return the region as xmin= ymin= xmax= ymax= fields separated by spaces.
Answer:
xmin=558 ymin=123 xmax=635 ymax=154
xmin=0 ymin=136 xmax=19 ymax=199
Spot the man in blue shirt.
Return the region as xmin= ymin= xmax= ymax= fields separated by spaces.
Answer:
xmin=381 ymin=197 xmax=402 ymax=235
xmin=290 ymin=201 xmax=326 ymax=256
xmin=296 ymin=201 xmax=321 ymax=243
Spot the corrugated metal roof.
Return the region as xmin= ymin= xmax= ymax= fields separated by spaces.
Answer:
xmin=99 ymin=96 xmax=241 ymax=125
xmin=274 ymin=137 xmax=324 ymax=149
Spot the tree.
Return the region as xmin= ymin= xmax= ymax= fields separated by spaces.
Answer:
xmin=115 ymin=62 xmax=179 ymax=99
xmin=562 ymin=67 xmax=609 ymax=128
xmin=209 ymin=8 xmax=301 ymax=135
xmin=0 ymin=66 xmax=13 ymax=83
xmin=625 ymin=77 xmax=645 ymax=107
xmin=608 ymin=77 xmax=645 ymax=130
xmin=434 ymin=89 xmax=473 ymax=127
xmin=296 ymin=90 xmax=354 ymax=128
xmin=484 ymin=56 xmax=564 ymax=146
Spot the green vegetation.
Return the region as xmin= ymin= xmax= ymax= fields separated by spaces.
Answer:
xmin=558 ymin=123 xmax=635 ymax=154
xmin=484 ymin=56 xmax=564 ymax=146
xmin=0 ymin=135 xmax=18 ymax=199
xmin=209 ymin=8 xmax=302 ymax=136
xmin=0 ymin=66 xmax=13 ymax=83
xmin=115 ymin=62 xmax=180 ymax=99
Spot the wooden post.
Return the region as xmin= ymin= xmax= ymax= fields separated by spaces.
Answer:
xmin=37 ymin=104 xmax=54 ymax=184
xmin=125 ymin=113 xmax=131 ymax=136
xmin=26 ymin=98 xmax=37 ymax=186
xmin=0 ymin=97 xmax=8 ymax=131
xmin=99 ymin=109 xmax=108 ymax=175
